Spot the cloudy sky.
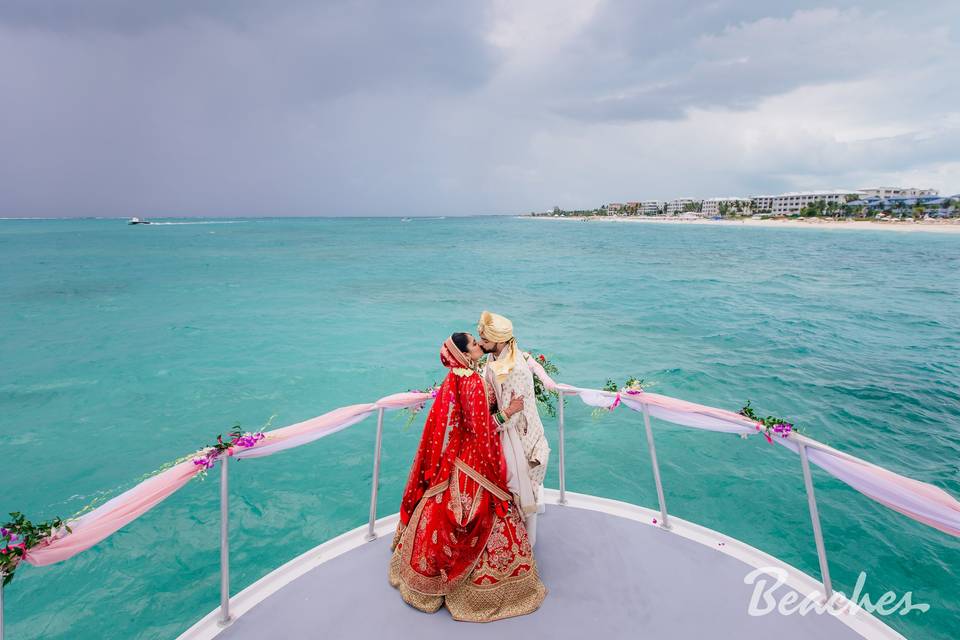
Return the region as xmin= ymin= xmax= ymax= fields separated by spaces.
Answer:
xmin=1 ymin=1 xmax=958 ymax=217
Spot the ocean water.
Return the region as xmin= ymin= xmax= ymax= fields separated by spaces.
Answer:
xmin=1 ymin=217 xmax=958 ymax=639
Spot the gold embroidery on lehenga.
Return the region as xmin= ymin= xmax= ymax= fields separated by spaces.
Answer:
xmin=454 ymin=458 xmax=511 ymax=502
xmin=444 ymin=559 xmax=547 ymax=622
xmin=394 ymin=484 xmax=492 ymax=596
xmin=450 ymin=466 xmax=463 ymax=524
xmin=431 ymin=530 xmax=438 ymax=544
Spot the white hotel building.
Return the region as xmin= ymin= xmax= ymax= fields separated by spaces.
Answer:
xmin=771 ymin=190 xmax=861 ymax=215
xmin=665 ymin=198 xmax=701 ymax=215
xmin=640 ymin=200 xmax=662 ymax=215
xmin=750 ymin=195 xmax=776 ymax=213
xmin=701 ymin=197 xmax=752 ymax=217
xmin=858 ymin=187 xmax=938 ymax=198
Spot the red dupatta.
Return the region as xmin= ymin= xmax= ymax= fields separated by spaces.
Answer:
xmin=398 ymin=339 xmax=507 ymax=527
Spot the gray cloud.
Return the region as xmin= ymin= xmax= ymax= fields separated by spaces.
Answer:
xmin=0 ymin=0 xmax=957 ymax=217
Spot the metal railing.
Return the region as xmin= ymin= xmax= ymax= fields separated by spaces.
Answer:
xmin=0 ymin=389 xmax=845 ymax=640
xmin=356 ymin=392 xmax=834 ymax=606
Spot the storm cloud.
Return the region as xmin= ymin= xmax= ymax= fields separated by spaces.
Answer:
xmin=1 ymin=0 xmax=958 ymax=217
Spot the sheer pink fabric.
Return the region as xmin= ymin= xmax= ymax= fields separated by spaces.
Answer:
xmin=25 ymin=460 xmax=201 ymax=566
xmin=778 ymin=436 xmax=960 ymax=537
xmin=524 ymin=352 xmax=960 ymax=537
xmin=24 ymin=392 xmax=433 ymax=567
xmin=20 ymin=362 xmax=960 ymax=570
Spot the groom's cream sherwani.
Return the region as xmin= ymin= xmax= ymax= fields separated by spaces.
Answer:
xmin=485 ymin=350 xmax=550 ymax=545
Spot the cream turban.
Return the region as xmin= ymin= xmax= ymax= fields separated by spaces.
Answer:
xmin=478 ymin=310 xmax=518 ymax=382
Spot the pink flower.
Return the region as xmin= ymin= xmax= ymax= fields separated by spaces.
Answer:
xmin=652 ymin=518 xmax=658 ymax=524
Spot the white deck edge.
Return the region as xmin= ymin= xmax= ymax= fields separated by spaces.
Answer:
xmin=177 ymin=489 xmax=905 ymax=640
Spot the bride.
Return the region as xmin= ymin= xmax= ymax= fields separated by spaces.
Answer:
xmin=389 ymin=332 xmax=547 ymax=621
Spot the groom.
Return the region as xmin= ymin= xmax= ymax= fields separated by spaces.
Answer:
xmin=477 ymin=310 xmax=550 ymax=546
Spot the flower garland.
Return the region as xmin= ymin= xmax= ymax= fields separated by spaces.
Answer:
xmin=1 ymin=513 xmax=70 ymax=585
xmin=593 ymin=377 xmax=647 ymax=418
xmin=191 ymin=425 xmax=266 ymax=477
xmin=528 ymin=352 xmax=562 ymax=417
xmin=739 ymin=401 xmax=797 ymax=443
xmin=403 ymin=384 xmax=441 ymax=429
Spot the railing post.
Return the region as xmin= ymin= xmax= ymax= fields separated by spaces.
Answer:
xmin=557 ymin=391 xmax=567 ymax=505
xmin=365 ymin=408 xmax=386 ymax=541
xmin=798 ymin=442 xmax=833 ymax=601
xmin=641 ymin=404 xmax=671 ymax=529
xmin=1 ymin=572 xmax=5 ymax=640
xmin=218 ymin=456 xmax=231 ymax=627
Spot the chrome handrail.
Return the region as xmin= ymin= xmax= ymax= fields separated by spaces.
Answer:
xmin=3 ymin=376 xmax=932 ymax=637
xmin=798 ymin=442 xmax=834 ymax=600
xmin=365 ymin=408 xmax=386 ymax=541
xmin=641 ymin=403 xmax=671 ymax=530
xmin=557 ymin=390 xmax=567 ymax=505
xmin=218 ymin=457 xmax=231 ymax=627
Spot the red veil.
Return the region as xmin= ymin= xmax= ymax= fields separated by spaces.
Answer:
xmin=393 ymin=338 xmax=512 ymax=594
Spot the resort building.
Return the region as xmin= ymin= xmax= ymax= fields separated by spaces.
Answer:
xmin=846 ymin=194 xmax=957 ymax=217
xmin=772 ymin=190 xmax=861 ymax=215
xmin=750 ymin=195 xmax=775 ymax=213
xmin=605 ymin=203 xmax=624 ymax=213
xmin=858 ymin=187 xmax=938 ymax=198
xmin=640 ymin=200 xmax=662 ymax=215
xmin=665 ymin=198 xmax=701 ymax=215
xmin=701 ymin=197 xmax=752 ymax=217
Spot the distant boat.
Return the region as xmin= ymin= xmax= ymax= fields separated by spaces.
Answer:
xmin=128 ymin=217 xmax=151 ymax=225
xmin=400 ymin=217 xmax=412 ymax=222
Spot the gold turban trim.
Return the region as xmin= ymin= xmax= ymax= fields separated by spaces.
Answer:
xmin=477 ymin=310 xmax=518 ymax=383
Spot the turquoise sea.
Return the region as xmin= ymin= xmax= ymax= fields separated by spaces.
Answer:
xmin=1 ymin=217 xmax=958 ymax=639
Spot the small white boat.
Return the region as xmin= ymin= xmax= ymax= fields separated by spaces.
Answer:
xmin=128 ymin=217 xmax=151 ymax=225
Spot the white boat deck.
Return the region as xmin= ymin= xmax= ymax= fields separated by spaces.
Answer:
xmin=180 ymin=491 xmax=902 ymax=640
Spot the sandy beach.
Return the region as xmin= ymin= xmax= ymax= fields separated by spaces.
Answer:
xmin=524 ymin=215 xmax=960 ymax=234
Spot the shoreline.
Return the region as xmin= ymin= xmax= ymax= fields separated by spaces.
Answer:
xmin=523 ymin=215 xmax=960 ymax=234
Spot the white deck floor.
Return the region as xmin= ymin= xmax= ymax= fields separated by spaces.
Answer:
xmin=180 ymin=491 xmax=903 ymax=640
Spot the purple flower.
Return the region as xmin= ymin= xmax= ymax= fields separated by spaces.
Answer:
xmin=0 ymin=528 xmax=8 ymax=538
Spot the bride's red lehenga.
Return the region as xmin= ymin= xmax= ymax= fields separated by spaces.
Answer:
xmin=389 ymin=339 xmax=546 ymax=621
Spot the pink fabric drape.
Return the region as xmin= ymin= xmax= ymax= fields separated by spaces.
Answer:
xmin=19 ymin=360 xmax=960 ymax=571
xmin=24 ymin=392 xmax=433 ymax=567
xmin=778 ymin=436 xmax=960 ymax=537
xmin=523 ymin=352 xmax=960 ymax=538
xmin=25 ymin=460 xmax=201 ymax=566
